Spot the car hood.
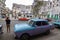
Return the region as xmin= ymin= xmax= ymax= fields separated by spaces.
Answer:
xmin=14 ymin=23 xmax=35 ymax=32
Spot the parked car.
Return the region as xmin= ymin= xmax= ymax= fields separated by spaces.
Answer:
xmin=0 ymin=24 xmax=3 ymax=34
xmin=14 ymin=18 xmax=54 ymax=40
xmin=18 ymin=17 xmax=30 ymax=21
xmin=53 ymin=20 xmax=60 ymax=28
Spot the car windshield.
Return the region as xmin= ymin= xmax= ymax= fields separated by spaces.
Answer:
xmin=28 ymin=20 xmax=34 ymax=25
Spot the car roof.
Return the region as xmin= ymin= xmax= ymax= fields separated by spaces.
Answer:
xmin=30 ymin=18 xmax=47 ymax=21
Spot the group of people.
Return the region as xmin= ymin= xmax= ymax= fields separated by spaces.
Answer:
xmin=5 ymin=17 xmax=11 ymax=32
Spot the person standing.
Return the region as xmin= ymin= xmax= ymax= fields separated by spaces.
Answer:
xmin=5 ymin=17 xmax=11 ymax=32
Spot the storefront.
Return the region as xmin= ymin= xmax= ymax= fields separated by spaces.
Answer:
xmin=47 ymin=14 xmax=59 ymax=20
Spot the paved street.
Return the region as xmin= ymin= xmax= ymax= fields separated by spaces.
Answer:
xmin=0 ymin=20 xmax=60 ymax=40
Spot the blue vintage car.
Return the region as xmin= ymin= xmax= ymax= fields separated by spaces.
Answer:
xmin=53 ymin=20 xmax=60 ymax=28
xmin=14 ymin=18 xmax=54 ymax=40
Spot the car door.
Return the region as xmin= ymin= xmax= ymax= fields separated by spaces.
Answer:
xmin=29 ymin=21 xmax=42 ymax=35
xmin=40 ymin=21 xmax=50 ymax=32
xmin=31 ymin=21 xmax=43 ymax=34
xmin=34 ymin=21 xmax=49 ymax=34
xmin=29 ymin=21 xmax=49 ymax=35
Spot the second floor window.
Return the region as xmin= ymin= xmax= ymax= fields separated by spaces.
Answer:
xmin=57 ymin=0 xmax=59 ymax=1
xmin=57 ymin=4 xmax=58 ymax=6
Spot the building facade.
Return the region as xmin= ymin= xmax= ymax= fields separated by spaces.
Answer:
xmin=0 ymin=0 xmax=6 ymax=18
xmin=33 ymin=0 xmax=60 ymax=19
xmin=12 ymin=3 xmax=33 ymax=19
xmin=45 ymin=0 xmax=60 ymax=20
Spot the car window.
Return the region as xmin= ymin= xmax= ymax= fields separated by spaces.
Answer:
xmin=35 ymin=21 xmax=42 ymax=26
xmin=41 ymin=21 xmax=49 ymax=25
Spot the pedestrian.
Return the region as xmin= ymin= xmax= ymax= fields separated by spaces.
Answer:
xmin=5 ymin=17 xmax=11 ymax=32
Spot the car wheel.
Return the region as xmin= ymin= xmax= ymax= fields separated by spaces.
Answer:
xmin=45 ymin=30 xmax=50 ymax=35
xmin=20 ymin=34 xmax=30 ymax=40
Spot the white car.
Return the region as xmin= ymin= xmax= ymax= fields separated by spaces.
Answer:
xmin=0 ymin=25 xmax=3 ymax=34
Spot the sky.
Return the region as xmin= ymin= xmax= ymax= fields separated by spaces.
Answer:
xmin=5 ymin=0 xmax=52 ymax=10
xmin=5 ymin=0 xmax=34 ymax=10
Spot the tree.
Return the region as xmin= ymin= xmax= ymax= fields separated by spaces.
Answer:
xmin=33 ymin=1 xmax=46 ymax=17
